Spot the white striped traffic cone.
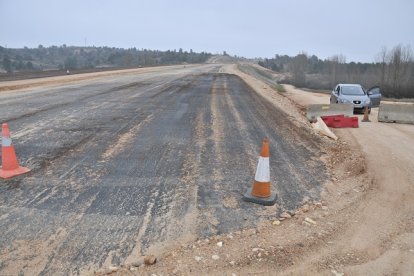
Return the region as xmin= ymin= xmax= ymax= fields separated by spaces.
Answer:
xmin=0 ymin=123 xmax=30 ymax=179
xmin=242 ymin=138 xmax=277 ymax=206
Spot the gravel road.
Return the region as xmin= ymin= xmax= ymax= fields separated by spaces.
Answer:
xmin=0 ymin=65 xmax=326 ymax=274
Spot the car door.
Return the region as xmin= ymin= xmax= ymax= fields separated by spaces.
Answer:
xmin=367 ymin=86 xmax=381 ymax=107
xmin=330 ymin=85 xmax=340 ymax=103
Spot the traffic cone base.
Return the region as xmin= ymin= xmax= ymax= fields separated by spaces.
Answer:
xmin=252 ymin=179 xmax=271 ymax=198
xmin=243 ymin=187 xmax=277 ymax=206
xmin=0 ymin=166 xmax=30 ymax=179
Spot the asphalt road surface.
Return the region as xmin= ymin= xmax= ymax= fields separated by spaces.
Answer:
xmin=0 ymin=65 xmax=326 ymax=274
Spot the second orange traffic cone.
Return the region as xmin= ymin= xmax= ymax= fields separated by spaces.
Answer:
xmin=243 ymin=138 xmax=277 ymax=206
xmin=0 ymin=123 xmax=30 ymax=179
xmin=362 ymin=106 xmax=371 ymax=122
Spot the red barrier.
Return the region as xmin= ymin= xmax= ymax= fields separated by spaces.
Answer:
xmin=321 ymin=115 xmax=344 ymax=127
xmin=321 ymin=115 xmax=359 ymax=128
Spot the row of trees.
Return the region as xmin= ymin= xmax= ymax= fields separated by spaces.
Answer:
xmin=0 ymin=45 xmax=212 ymax=73
xmin=259 ymin=45 xmax=414 ymax=98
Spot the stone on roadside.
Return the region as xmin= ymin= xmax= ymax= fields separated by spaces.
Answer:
xmin=129 ymin=260 xmax=143 ymax=267
xmin=302 ymin=204 xmax=310 ymax=212
xmin=195 ymin=256 xmax=202 ymax=262
xmin=295 ymin=209 xmax=304 ymax=216
xmin=217 ymin=241 xmax=223 ymax=247
xmin=144 ymin=255 xmax=157 ymax=265
xmin=302 ymin=221 xmax=311 ymax=226
xmin=212 ymin=255 xmax=220 ymax=260
xmin=305 ymin=217 xmax=317 ymax=225
xmin=96 ymin=266 xmax=119 ymax=275
xmin=331 ymin=269 xmax=344 ymax=276
xmin=272 ymin=220 xmax=281 ymax=226
xmin=280 ymin=212 xmax=291 ymax=219
xmin=96 ymin=269 xmax=116 ymax=275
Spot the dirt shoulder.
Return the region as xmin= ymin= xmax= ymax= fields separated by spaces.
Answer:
xmin=96 ymin=65 xmax=413 ymax=275
xmin=280 ymin=84 xmax=414 ymax=275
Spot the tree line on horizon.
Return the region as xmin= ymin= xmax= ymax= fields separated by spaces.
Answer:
xmin=0 ymin=45 xmax=212 ymax=73
xmin=259 ymin=45 xmax=414 ymax=98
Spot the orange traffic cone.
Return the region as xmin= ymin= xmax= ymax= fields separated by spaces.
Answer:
xmin=0 ymin=123 xmax=30 ymax=179
xmin=362 ymin=106 xmax=371 ymax=122
xmin=243 ymin=138 xmax=277 ymax=206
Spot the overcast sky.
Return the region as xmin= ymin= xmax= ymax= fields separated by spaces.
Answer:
xmin=1 ymin=0 xmax=413 ymax=62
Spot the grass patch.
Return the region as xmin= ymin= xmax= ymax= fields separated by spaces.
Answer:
xmin=275 ymin=84 xmax=286 ymax=93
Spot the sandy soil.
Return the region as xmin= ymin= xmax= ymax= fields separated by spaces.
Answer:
xmin=280 ymin=85 xmax=414 ymax=275
xmin=97 ymin=65 xmax=414 ymax=275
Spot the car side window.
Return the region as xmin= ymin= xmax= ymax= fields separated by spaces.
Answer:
xmin=369 ymin=87 xmax=380 ymax=95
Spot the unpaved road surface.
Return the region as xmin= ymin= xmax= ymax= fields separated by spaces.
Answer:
xmin=0 ymin=65 xmax=327 ymax=274
xmin=282 ymin=85 xmax=414 ymax=275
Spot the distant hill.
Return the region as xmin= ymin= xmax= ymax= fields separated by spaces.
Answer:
xmin=0 ymin=45 xmax=212 ymax=74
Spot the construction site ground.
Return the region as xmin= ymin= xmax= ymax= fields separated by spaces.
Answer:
xmin=0 ymin=64 xmax=413 ymax=275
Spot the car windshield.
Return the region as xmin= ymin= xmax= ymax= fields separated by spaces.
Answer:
xmin=341 ymin=86 xmax=365 ymax=95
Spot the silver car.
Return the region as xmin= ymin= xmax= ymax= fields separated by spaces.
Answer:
xmin=330 ymin=84 xmax=382 ymax=113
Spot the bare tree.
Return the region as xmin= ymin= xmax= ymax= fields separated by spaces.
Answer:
xmin=376 ymin=46 xmax=388 ymax=88
xmin=377 ymin=44 xmax=413 ymax=98
xmin=389 ymin=45 xmax=403 ymax=92
xmin=400 ymin=45 xmax=412 ymax=85
xmin=328 ymin=54 xmax=346 ymax=87
xmin=290 ymin=52 xmax=308 ymax=87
